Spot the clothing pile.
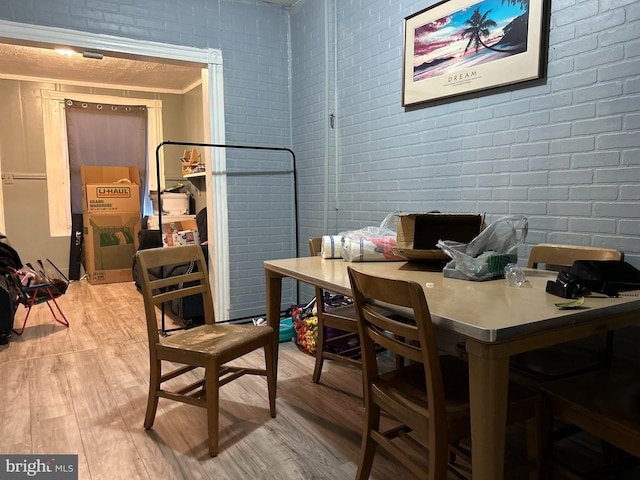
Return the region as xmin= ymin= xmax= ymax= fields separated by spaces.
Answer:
xmin=0 ymin=235 xmax=23 ymax=345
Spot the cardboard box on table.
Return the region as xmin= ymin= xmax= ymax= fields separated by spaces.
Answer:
xmin=394 ymin=213 xmax=485 ymax=261
xmin=81 ymin=165 xmax=141 ymax=284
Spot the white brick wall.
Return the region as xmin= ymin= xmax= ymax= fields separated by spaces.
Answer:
xmin=292 ymin=0 xmax=640 ymax=268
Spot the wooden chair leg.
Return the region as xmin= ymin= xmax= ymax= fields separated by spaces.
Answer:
xmin=540 ymin=397 xmax=555 ymax=480
xmin=264 ymin=341 xmax=276 ymax=417
xmin=206 ymin=361 xmax=220 ymax=457
xmin=312 ymin=322 xmax=326 ymax=383
xmin=356 ymin=403 xmax=380 ymax=480
xmin=526 ymin=413 xmax=541 ymax=480
xmin=144 ymin=359 xmax=161 ymax=429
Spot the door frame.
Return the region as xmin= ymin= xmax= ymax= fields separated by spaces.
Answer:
xmin=0 ymin=19 xmax=231 ymax=320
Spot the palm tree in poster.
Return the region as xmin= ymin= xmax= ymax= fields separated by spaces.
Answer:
xmin=463 ymin=8 xmax=499 ymax=54
xmin=463 ymin=3 xmax=529 ymax=55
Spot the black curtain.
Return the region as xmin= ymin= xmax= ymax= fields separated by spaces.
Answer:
xmin=65 ymin=99 xmax=148 ymax=214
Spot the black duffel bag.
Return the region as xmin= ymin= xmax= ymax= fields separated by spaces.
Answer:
xmin=547 ymin=260 xmax=640 ymax=298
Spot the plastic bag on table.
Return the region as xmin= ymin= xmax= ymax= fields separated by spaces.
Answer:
xmin=436 ymin=215 xmax=528 ymax=281
xmin=339 ymin=212 xmax=404 ymax=262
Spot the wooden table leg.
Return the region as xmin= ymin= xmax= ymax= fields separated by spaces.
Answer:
xmin=465 ymin=339 xmax=510 ymax=480
xmin=265 ymin=269 xmax=283 ymax=390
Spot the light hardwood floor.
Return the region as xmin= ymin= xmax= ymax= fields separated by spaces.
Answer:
xmin=0 ymin=279 xmax=418 ymax=480
xmin=1 ymin=279 xmax=636 ymax=479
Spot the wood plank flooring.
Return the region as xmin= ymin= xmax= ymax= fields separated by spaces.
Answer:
xmin=0 ymin=279 xmax=416 ymax=480
xmin=0 ymin=279 xmax=636 ymax=479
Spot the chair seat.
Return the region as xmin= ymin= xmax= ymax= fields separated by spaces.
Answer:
xmin=322 ymin=303 xmax=358 ymax=321
xmin=377 ymin=355 xmax=538 ymax=436
xmin=510 ymin=338 xmax=606 ymax=381
xmin=160 ymin=324 xmax=273 ymax=358
xmin=321 ymin=304 xmax=359 ymax=334
xmin=540 ymin=368 xmax=640 ymax=458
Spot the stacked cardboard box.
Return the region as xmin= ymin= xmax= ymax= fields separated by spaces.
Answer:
xmin=161 ymin=219 xmax=200 ymax=247
xmin=81 ymin=165 xmax=141 ymax=284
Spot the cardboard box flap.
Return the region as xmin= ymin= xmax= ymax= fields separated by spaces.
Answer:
xmin=81 ymin=165 xmax=141 ymax=213
xmin=81 ymin=165 xmax=141 ymax=186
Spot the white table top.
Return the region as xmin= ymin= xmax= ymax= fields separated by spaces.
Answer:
xmin=264 ymin=256 xmax=640 ymax=342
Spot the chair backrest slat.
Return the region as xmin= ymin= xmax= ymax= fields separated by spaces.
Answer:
xmin=528 ymin=243 xmax=623 ymax=271
xmin=148 ymin=271 xmax=206 ymax=293
xmin=151 ymin=283 xmax=208 ymax=306
xmin=135 ymin=245 xmax=215 ymax=348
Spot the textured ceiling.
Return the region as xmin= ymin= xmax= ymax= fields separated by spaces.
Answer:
xmin=0 ymin=1 xmax=295 ymax=91
xmin=0 ymin=43 xmax=204 ymax=93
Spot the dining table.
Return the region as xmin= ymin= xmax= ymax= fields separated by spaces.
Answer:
xmin=263 ymin=256 xmax=640 ymax=480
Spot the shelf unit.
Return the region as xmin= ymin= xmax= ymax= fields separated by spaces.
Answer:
xmin=183 ymin=172 xmax=205 ymax=179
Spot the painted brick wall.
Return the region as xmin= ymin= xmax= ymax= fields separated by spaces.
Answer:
xmin=291 ymin=0 xmax=640 ymax=268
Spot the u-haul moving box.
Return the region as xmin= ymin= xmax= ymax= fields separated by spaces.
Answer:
xmin=81 ymin=165 xmax=141 ymax=213
xmin=82 ymin=213 xmax=140 ymax=285
xmin=81 ymin=165 xmax=141 ymax=284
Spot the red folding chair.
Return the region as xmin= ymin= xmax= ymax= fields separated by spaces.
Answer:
xmin=10 ymin=264 xmax=69 ymax=336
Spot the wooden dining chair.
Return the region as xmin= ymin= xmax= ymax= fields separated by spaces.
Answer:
xmin=347 ymin=266 xmax=540 ymax=480
xmin=308 ymin=238 xmax=361 ymax=383
xmin=509 ymin=243 xmax=624 ymax=385
xmin=539 ymin=367 xmax=640 ymax=478
xmin=135 ymin=244 xmax=276 ymax=456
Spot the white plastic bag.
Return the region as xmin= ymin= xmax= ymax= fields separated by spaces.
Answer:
xmin=436 ymin=215 xmax=528 ymax=281
xmin=339 ymin=212 xmax=404 ymax=262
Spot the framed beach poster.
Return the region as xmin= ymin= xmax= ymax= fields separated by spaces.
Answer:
xmin=402 ymin=0 xmax=550 ymax=106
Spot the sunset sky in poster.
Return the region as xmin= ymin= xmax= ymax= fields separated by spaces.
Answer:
xmin=413 ymin=0 xmax=527 ymax=68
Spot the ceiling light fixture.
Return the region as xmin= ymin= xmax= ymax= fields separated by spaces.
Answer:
xmin=82 ymin=51 xmax=104 ymax=60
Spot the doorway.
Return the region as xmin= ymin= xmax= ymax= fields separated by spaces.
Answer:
xmin=0 ymin=19 xmax=232 ymax=320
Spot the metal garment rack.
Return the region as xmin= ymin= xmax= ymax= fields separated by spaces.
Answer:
xmin=154 ymin=140 xmax=299 ymax=335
